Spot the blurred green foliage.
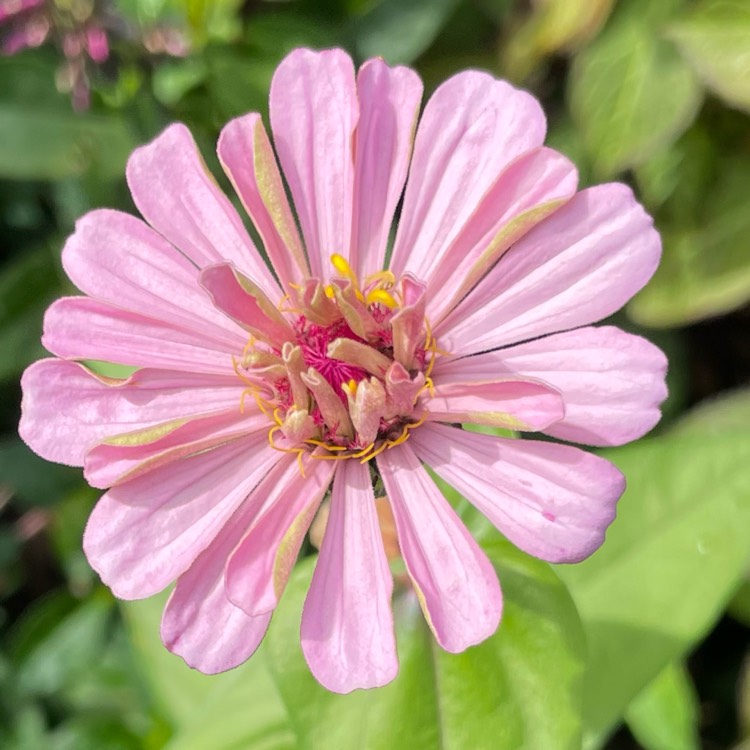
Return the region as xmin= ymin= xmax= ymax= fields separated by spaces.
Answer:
xmin=1 ymin=1 xmax=749 ymax=749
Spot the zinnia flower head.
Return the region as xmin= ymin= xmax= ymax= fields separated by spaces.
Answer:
xmin=19 ymin=48 xmax=667 ymax=693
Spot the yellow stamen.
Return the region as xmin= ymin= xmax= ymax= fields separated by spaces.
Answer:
xmin=268 ymin=426 xmax=307 ymax=476
xmin=331 ymin=253 xmax=357 ymax=282
xmin=418 ymin=375 xmax=436 ymax=399
xmin=365 ymin=269 xmax=396 ymax=289
xmin=304 ymin=438 xmax=348 ymax=451
xmin=365 ymin=288 xmax=398 ymax=308
xmin=361 ymin=441 xmax=389 ymax=463
xmin=324 ymin=284 xmax=336 ymax=299
xmin=232 ymin=355 xmax=259 ymax=388
xmin=351 ymin=443 xmax=377 ymax=459
xmin=252 ymin=390 xmax=273 ymax=416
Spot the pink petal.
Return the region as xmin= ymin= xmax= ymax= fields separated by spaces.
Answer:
xmin=225 ymin=455 xmax=336 ymax=616
xmin=161 ymin=457 xmax=305 ymax=673
xmin=427 ymin=147 xmax=578 ymax=323
xmin=422 ymin=377 xmax=564 ymax=431
xmin=84 ymin=409 xmax=267 ymax=489
xmin=61 ymin=209 xmax=246 ymax=350
xmin=42 ymin=297 xmax=235 ymax=374
xmin=301 ymin=460 xmax=397 ymax=693
xmin=83 ymin=434 xmax=280 ymax=599
xmin=411 ymin=423 xmax=624 ymax=563
xmin=436 ymin=184 xmax=661 ymax=356
xmin=269 ymin=48 xmax=358 ymax=278
xmin=126 ymin=123 xmax=280 ymax=301
xmin=389 ymin=71 xmax=546 ymax=283
xmin=199 ymin=263 xmax=294 ymax=344
xmin=349 ymin=59 xmax=422 ymax=279
xmin=218 ymin=113 xmax=309 ymax=289
xmin=19 ymin=359 xmax=240 ymax=467
xmin=377 ymin=444 xmax=502 ymax=652
xmin=434 ymin=326 xmax=668 ymax=446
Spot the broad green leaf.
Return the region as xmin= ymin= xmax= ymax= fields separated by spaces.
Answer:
xmin=625 ymin=662 xmax=700 ymax=750
xmin=13 ymin=592 xmax=114 ymax=698
xmin=204 ymin=47 xmax=277 ymax=122
xmin=122 ymin=593 xmax=294 ymax=750
xmin=266 ymin=541 xmax=585 ymax=750
xmin=728 ymin=579 xmax=750 ymax=628
xmin=668 ymin=0 xmax=750 ymax=113
xmin=121 ymin=592 xmax=218 ymax=727
xmin=556 ymin=423 xmax=750 ymax=748
xmin=0 ymin=55 xmax=138 ymax=181
xmin=0 ymin=244 xmax=65 ymax=381
xmin=0 ymin=438 xmax=82 ymax=509
xmin=569 ymin=1 xmax=702 ymax=177
xmin=352 ymin=0 xmax=461 ymax=65
xmin=630 ymin=155 xmax=750 ymax=326
xmin=152 ymin=58 xmax=207 ymax=107
xmin=634 ymin=124 xmax=716 ymax=215
xmin=670 ymin=386 xmax=750 ymax=437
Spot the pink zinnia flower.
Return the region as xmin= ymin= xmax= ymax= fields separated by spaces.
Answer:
xmin=19 ymin=48 xmax=667 ymax=693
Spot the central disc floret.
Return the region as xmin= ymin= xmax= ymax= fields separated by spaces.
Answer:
xmin=234 ymin=255 xmax=437 ymax=463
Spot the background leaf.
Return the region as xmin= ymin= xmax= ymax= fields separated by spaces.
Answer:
xmin=556 ymin=413 xmax=750 ymax=747
xmin=266 ymin=539 xmax=585 ymax=750
xmin=625 ymin=662 xmax=701 ymax=750
xmin=122 ymin=593 xmax=294 ymax=750
xmin=569 ymin=0 xmax=702 ymax=177
xmin=630 ymin=154 xmax=750 ymax=326
xmin=352 ymin=0 xmax=461 ymax=65
xmin=668 ymin=0 xmax=750 ymax=114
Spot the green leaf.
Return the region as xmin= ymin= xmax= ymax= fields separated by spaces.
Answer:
xmin=352 ymin=0 xmax=461 ymax=65
xmin=630 ymin=154 xmax=750 ymax=326
xmin=0 ymin=438 xmax=82 ymax=509
xmin=556 ymin=421 xmax=750 ymax=747
xmin=266 ymin=540 xmax=585 ymax=750
xmin=13 ymin=592 xmax=114 ymax=698
xmin=569 ymin=0 xmax=702 ymax=177
xmin=122 ymin=593 xmax=294 ymax=750
xmin=0 ymin=243 xmax=66 ymax=381
xmin=670 ymin=386 xmax=750 ymax=437
xmin=204 ymin=47 xmax=277 ymax=122
xmin=625 ymin=662 xmax=700 ymax=750
xmin=668 ymin=0 xmax=750 ymax=113
xmin=0 ymin=55 xmax=138 ymax=181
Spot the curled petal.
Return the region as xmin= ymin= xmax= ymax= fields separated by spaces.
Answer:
xmin=199 ymin=263 xmax=295 ymax=345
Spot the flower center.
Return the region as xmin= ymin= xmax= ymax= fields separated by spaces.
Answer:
xmin=234 ymin=255 xmax=438 ymax=464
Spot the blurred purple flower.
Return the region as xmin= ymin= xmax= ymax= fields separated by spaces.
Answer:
xmin=0 ymin=0 xmax=188 ymax=110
